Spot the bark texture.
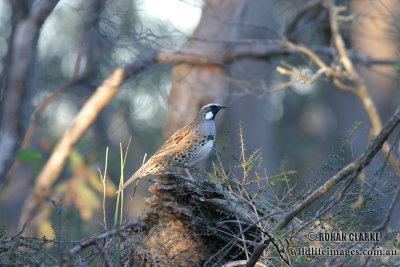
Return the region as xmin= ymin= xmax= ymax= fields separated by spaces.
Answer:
xmin=140 ymin=174 xmax=288 ymax=266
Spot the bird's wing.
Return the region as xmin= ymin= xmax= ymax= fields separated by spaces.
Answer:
xmin=153 ymin=122 xmax=198 ymax=158
xmin=116 ymin=122 xmax=198 ymax=193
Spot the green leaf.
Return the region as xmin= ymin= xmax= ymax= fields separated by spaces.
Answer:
xmin=16 ymin=149 xmax=42 ymax=161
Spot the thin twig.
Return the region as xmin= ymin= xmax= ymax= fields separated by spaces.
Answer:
xmin=18 ymin=66 xmax=126 ymax=229
xmin=326 ymin=0 xmax=400 ymax=174
xmin=18 ymin=50 xmax=159 ymax=229
xmin=61 ymin=220 xmax=144 ymax=264
xmin=244 ymin=229 xmax=289 ymax=267
xmin=277 ymin=105 xmax=400 ymax=229
xmin=372 ymin=185 xmax=400 ymax=232
xmin=94 ymin=240 xmax=111 ymax=267
xmin=98 ymin=147 xmax=109 ymax=230
xmin=204 ymin=212 xmax=283 ymax=266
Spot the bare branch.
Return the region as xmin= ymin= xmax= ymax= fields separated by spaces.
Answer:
xmin=325 ymin=0 xmax=400 ymax=175
xmin=275 ymin=1 xmax=400 ymax=178
xmin=18 ymin=68 xmax=122 ymax=228
xmin=61 ymin=220 xmax=144 ymax=264
xmin=326 ymin=1 xmax=357 ymax=78
xmin=313 ymin=46 xmax=397 ymax=66
xmin=244 ymin=230 xmax=289 ymax=267
xmin=277 ymin=105 xmax=400 ymax=229
xmin=0 ymin=78 xmax=84 ymax=192
xmin=158 ymin=42 xmax=396 ymax=69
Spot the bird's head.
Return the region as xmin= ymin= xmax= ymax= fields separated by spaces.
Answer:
xmin=198 ymin=103 xmax=227 ymax=121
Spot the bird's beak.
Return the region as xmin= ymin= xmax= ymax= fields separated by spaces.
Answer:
xmin=219 ymin=106 xmax=228 ymax=110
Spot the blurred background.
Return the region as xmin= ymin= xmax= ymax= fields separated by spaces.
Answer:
xmin=0 ymin=0 xmax=399 ymax=241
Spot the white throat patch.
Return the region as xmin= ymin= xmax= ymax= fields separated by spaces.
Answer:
xmin=205 ymin=111 xmax=214 ymax=120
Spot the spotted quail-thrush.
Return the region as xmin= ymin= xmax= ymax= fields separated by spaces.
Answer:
xmin=117 ymin=103 xmax=226 ymax=193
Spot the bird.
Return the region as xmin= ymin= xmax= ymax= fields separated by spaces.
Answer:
xmin=117 ymin=103 xmax=227 ymax=193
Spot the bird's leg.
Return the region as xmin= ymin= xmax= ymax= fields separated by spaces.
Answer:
xmin=184 ymin=168 xmax=195 ymax=181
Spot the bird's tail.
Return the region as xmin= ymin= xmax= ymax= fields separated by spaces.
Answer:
xmin=116 ymin=163 xmax=148 ymax=194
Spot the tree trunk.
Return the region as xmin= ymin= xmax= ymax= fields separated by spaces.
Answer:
xmin=164 ymin=0 xmax=251 ymax=136
xmin=154 ymin=0 xmax=256 ymax=265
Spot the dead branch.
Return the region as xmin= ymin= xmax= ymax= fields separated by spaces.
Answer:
xmin=0 ymin=0 xmax=60 ymax=180
xmin=13 ymin=44 xmax=311 ymax=230
xmin=275 ymin=1 xmax=400 ymax=177
xmin=204 ymin=214 xmax=274 ymax=267
xmin=225 ymin=42 xmax=397 ymax=66
xmin=313 ymin=46 xmax=397 ymax=66
xmin=18 ymin=67 xmax=125 ymax=228
xmin=327 ymin=1 xmax=357 ymax=78
xmin=244 ymin=241 xmax=269 ymax=267
xmin=325 ymin=0 xmax=400 ymax=174
xmin=0 ymin=78 xmax=84 ymax=192
xmin=61 ymin=220 xmax=144 ymax=265
xmin=166 ymin=41 xmax=394 ymax=73
xmin=94 ymin=240 xmax=111 ymax=267
xmin=14 ymin=2 xmax=400 ymax=234
xmin=156 ymin=50 xmax=219 ymax=65
xmin=1 ymin=1 xmax=395 ymax=184
xmin=1 ymin=2 xmax=399 ymax=265
xmin=17 ymin=49 xmax=168 ymax=229
xmin=277 ymin=105 xmax=400 ymax=229
xmin=244 ymin=230 xmax=289 ymax=267
xmin=148 ymin=175 xmax=240 ymax=265
xmin=141 ymin=173 xmax=297 ymax=266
